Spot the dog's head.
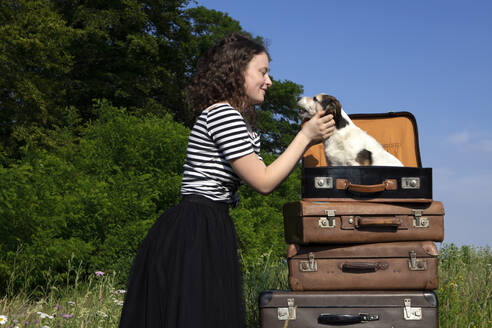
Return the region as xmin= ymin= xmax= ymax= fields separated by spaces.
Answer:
xmin=297 ymin=94 xmax=347 ymax=129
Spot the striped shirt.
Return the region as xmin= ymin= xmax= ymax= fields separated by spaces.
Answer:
xmin=180 ymin=103 xmax=262 ymax=204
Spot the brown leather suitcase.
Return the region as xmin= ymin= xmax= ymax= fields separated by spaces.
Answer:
xmin=287 ymin=241 xmax=439 ymax=291
xmin=283 ymin=200 xmax=444 ymax=244
xmin=302 ymin=112 xmax=433 ymax=202
xmin=259 ymin=290 xmax=439 ymax=327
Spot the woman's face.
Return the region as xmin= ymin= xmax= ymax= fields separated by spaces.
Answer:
xmin=243 ymin=52 xmax=272 ymax=106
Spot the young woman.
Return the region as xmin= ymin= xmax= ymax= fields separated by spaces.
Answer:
xmin=119 ymin=33 xmax=335 ymax=328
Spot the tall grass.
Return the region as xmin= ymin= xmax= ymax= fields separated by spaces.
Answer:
xmin=437 ymin=244 xmax=492 ymax=328
xmin=0 ymin=244 xmax=490 ymax=327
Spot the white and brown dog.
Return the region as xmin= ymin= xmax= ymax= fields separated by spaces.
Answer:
xmin=298 ymin=94 xmax=403 ymax=166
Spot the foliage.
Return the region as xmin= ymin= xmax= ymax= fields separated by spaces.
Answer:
xmin=0 ymin=99 xmax=302 ymax=296
xmin=1 ymin=0 xmax=303 ymax=161
xmin=232 ymin=152 xmax=301 ymax=264
xmin=257 ymin=78 xmax=304 ymax=154
xmin=0 ymin=101 xmax=189 ymax=293
xmin=0 ymin=0 xmax=75 ymax=150
xmin=436 ymin=243 xmax=492 ymax=327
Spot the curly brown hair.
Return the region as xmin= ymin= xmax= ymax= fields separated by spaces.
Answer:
xmin=187 ymin=33 xmax=270 ymax=116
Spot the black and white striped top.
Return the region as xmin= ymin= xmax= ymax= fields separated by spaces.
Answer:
xmin=180 ymin=103 xmax=262 ymax=204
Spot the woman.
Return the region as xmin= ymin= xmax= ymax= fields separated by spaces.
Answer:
xmin=119 ymin=33 xmax=334 ymax=328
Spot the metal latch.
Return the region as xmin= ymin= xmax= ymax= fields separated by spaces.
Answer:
xmin=403 ymin=298 xmax=422 ymax=320
xmin=299 ymin=252 xmax=318 ymax=272
xmin=412 ymin=209 xmax=430 ymax=228
xmin=402 ymin=177 xmax=420 ymax=189
xmin=359 ymin=313 xmax=380 ymax=321
xmin=277 ymin=298 xmax=296 ymax=320
xmin=319 ymin=209 xmax=336 ymax=228
xmin=408 ymin=250 xmax=427 ymax=271
xmin=314 ymin=177 xmax=333 ymax=189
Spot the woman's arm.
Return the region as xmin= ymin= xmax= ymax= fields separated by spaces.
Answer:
xmin=230 ymin=111 xmax=335 ymax=195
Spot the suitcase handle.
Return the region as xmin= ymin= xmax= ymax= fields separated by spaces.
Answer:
xmin=336 ymin=178 xmax=397 ymax=193
xmin=356 ymin=217 xmax=402 ymax=227
xmin=340 ymin=262 xmax=389 ymax=272
xmin=318 ymin=313 xmax=380 ymax=325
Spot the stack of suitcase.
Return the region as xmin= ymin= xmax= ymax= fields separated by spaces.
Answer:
xmin=260 ymin=112 xmax=444 ymax=327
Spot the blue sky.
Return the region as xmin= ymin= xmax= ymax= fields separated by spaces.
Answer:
xmin=192 ymin=0 xmax=492 ymax=247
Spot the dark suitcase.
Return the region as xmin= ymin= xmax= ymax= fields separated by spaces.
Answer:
xmin=283 ymin=200 xmax=444 ymax=244
xmin=302 ymin=112 xmax=433 ymax=202
xmin=259 ymin=290 xmax=439 ymax=327
xmin=287 ymin=241 xmax=439 ymax=291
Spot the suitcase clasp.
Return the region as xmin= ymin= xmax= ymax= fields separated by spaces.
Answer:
xmin=299 ymin=252 xmax=318 ymax=272
xmin=402 ymin=177 xmax=420 ymax=189
xmin=319 ymin=210 xmax=336 ymax=228
xmin=314 ymin=177 xmax=333 ymax=189
xmin=403 ymin=298 xmax=422 ymax=320
xmin=412 ymin=209 xmax=430 ymax=228
xmin=408 ymin=250 xmax=427 ymax=271
xmin=277 ymin=298 xmax=296 ymax=320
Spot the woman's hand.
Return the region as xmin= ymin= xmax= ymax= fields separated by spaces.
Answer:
xmin=230 ymin=111 xmax=336 ymax=195
xmin=300 ymin=111 xmax=335 ymax=143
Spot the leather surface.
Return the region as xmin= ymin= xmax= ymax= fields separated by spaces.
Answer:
xmin=283 ymin=201 xmax=444 ymax=244
xmin=287 ymin=242 xmax=439 ymax=291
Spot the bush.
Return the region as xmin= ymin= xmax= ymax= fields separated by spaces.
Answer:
xmin=232 ymin=153 xmax=301 ymax=266
xmin=0 ymin=101 xmax=303 ymax=296
xmin=0 ymin=101 xmax=189 ymax=293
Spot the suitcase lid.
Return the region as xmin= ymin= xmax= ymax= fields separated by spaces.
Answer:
xmin=303 ymin=111 xmax=422 ymax=168
xmin=259 ymin=290 xmax=438 ymax=308
xmin=287 ymin=241 xmax=438 ymax=259
xmin=288 ymin=200 xmax=444 ymax=217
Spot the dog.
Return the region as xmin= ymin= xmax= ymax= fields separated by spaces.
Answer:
xmin=298 ymin=93 xmax=403 ymax=166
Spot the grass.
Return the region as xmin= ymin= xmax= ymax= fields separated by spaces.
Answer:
xmin=437 ymin=244 xmax=492 ymax=328
xmin=0 ymin=244 xmax=490 ymax=327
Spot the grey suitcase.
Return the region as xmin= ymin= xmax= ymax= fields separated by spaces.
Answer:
xmin=259 ymin=290 xmax=438 ymax=327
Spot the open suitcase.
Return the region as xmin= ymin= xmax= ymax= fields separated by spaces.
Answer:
xmin=283 ymin=200 xmax=444 ymax=244
xmin=259 ymin=290 xmax=439 ymax=327
xmin=287 ymin=241 xmax=439 ymax=291
xmin=302 ymin=112 xmax=432 ymax=202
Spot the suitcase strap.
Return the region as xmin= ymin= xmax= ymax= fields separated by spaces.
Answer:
xmin=336 ymin=179 xmax=397 ymax=193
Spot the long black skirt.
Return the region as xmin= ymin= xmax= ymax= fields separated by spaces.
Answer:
xmin=119 ymin=195 xmax=245 ymax=328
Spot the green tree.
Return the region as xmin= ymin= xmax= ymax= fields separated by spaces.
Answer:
xmin=257 ymin=78 xmax=303 ymax=153
xmin=0 ymin=0 xmax=194 ymax=157
xmin=1 ymin=1 xmax=303 ymax=159
xmin=0 ymin=0 xmax=75 ymax=151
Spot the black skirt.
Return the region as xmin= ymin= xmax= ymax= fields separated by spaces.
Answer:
xmin=119 ymin=195 xmax=245 ymax=328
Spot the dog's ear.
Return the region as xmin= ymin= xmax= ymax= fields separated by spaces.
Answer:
xmin=332 ymin=97 xmax=344 ymax=127
xmin=320 ymin=95 xmax=342 ymax=123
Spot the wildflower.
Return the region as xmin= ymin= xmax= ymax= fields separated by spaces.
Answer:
xmin=37 ymin=312 xmax=54 ymax=319
xmin=67 ymin=301 xmax=75 ymax=306
xmin=95 ymin=271 xmax=105 ymax=277
xmin=56 ymin=304 xmax=62 ymax=310
xmin=0 ymin=315 xmax=7 ymax=325
xmin=114 ymin=289 xmax=126 ymax=294
xmin=62 ymin=314 xmax=73 ymax=319
xmin=42 ymin=326 xmax=50 ymax=328
xmin=112 ymin=298 xmax=124 ymax=306
xmin=96 ymin=311 xmax=108 ymax=318
xmin=23 ymin=321 xmax=29 ymax=325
